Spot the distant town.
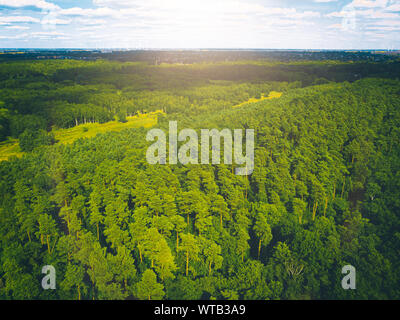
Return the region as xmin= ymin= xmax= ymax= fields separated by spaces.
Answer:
xmin=0 ymin=49 xmax=399 ymax=64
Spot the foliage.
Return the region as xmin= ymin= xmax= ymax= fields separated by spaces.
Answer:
xmin=0 ymin=58 xmax=399 ymax=300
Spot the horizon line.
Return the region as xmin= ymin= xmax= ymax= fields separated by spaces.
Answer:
xmin=1 ymin=48 xmax=399 ymax=51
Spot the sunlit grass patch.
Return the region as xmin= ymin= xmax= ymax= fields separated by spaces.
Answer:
xmin=267 ymin=91 xmax=283 ymax=99
xmin=0 ymin=111 xmax=163 ymax=162
xmin=53 ymin=111 xmax=162 ymax=144
xmin=233 ymin=91 xmax=282 ymax=108
xmin=0 ymin=139 xmax=23 ymax=161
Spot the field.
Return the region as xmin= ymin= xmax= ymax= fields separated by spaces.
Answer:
xmin=0 ymin=139 xmax=23 ymax=161
xmin=0 ymin=111 xmax=161 ymax=161
xmin=233 ymin=91 xmax=283 ymax=108
xmin=53 ymin=111 xmax=161 ymax=144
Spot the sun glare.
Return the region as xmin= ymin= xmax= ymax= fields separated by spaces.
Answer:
xmin=146 ymin=0 xmax=255 ymax=48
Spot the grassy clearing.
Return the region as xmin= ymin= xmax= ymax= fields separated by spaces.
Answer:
xmin=0 ymin=111 xmax=162 ymax=162
xmin=0 ymin=139 xmax=23 ymax=162
xmin=0 ymin=91 xmax=283 ymax=162
xmin=53 ymin=111 xmax=160 ymax=144
xmin=233 ymin=91 xmax=282 ymax=108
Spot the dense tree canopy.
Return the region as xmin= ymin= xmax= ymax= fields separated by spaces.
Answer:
xmin=0 ymin=57 xmax=399 ymax=300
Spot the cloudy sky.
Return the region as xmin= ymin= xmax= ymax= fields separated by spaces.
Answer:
xmin=0 ymin=0 xmax=399 ymax=49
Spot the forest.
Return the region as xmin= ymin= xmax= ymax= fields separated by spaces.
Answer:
xmin=0 ymin=53 xmax=399 ymax=300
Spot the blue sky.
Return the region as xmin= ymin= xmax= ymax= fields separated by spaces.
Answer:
xmin=0 ymin=0 xmax=399 ymax=49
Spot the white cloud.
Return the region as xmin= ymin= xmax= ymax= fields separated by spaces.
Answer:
xmin=4 ymin=25 xmax=30 ymax=30
xmin=57 ymin=6 xmax=121 ymax=18
xmin=91 ymin=0 xmax=321 ymax=19
xmin=327 ymin=23 xmax=343 ymax=28
xmin=0 ymin=0 xmax=398 ymax=48
xmin=325 ymin=0 xmax=399 ymax=43
xmin=350 ymin=0 xmax=390 ymax=8
xmin=386 ymin=2 xmax=400 ymax=11
xmin=53 ymin=0 xmax=321 ymax=48
xmin=74 ymin=18 xmax=107 ymax=26
xmin=0 ymin=32 xmax=30 ymax=39
xmin=0 ymin=16 xmax=40 ymax=23
xmin=0 ymin=0 xmax=59 ymax=10
xmin=31 ymin=31 xmax=65 ymax=36
xmin=41 ymin=18 xmax=71 ymax=25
